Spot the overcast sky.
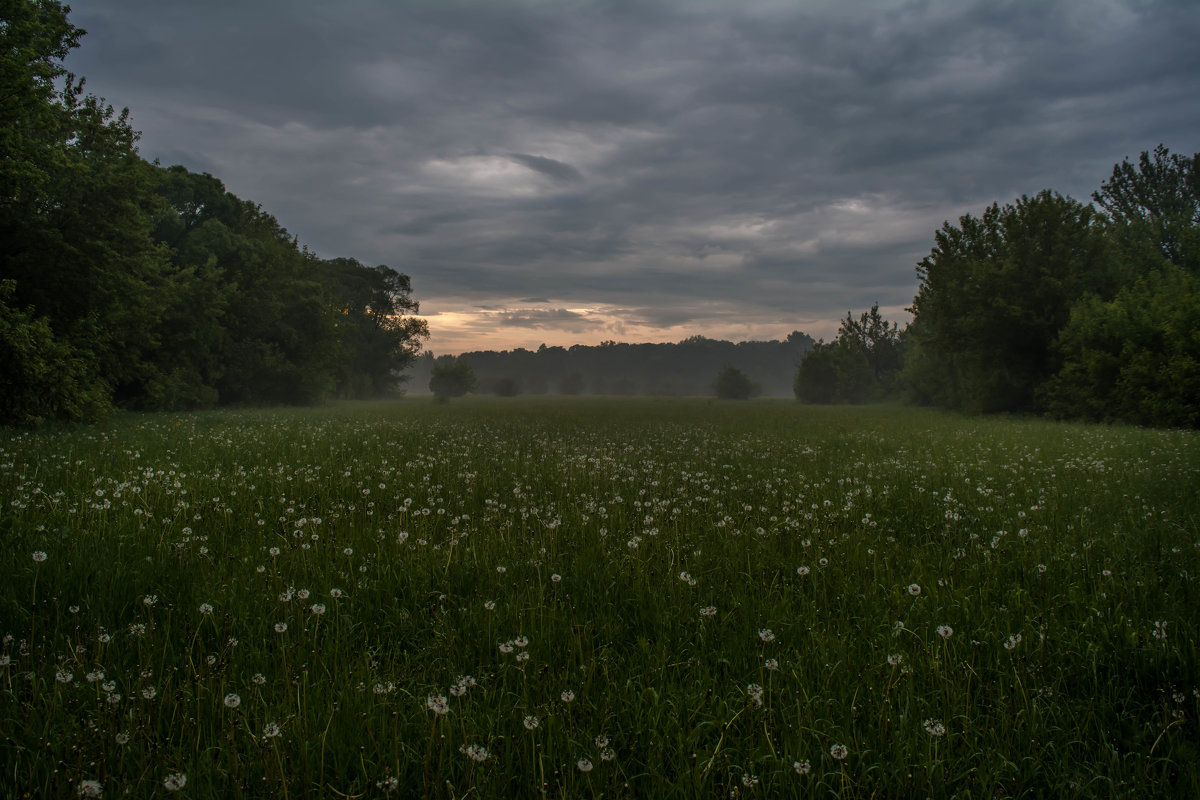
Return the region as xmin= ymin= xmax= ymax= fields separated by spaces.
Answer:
xmin=69 ymin=0 xmax=1200 ymax=354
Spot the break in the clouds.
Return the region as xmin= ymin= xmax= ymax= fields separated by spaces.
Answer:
xmin=69 ymin=0 xmax=1200 ymax=353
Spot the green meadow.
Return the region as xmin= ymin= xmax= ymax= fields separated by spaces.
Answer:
xmin=1 ymin=398 xmax=1197 ymax=798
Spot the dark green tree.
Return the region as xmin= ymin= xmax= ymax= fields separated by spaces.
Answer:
xmin=429 ymin=356 xmax=477 ymax=401
xmin=905 ymin=191 xmax=1112 ymax=413
xmin=713 ymin=366 xmax=755 ymax=399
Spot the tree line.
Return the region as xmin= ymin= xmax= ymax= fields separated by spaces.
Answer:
xmin=411 ymin=332 xmax=815 ymax=398
xmin=1 ymin=0 xmax=428 ymax=426
xmin=794 ymin=145 xmax=1200 ymax=428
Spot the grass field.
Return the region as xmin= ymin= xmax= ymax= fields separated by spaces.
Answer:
xmin=2 ymin=398 xmax=1198 ymax=798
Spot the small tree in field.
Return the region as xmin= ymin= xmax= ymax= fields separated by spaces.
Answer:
xmin=429 ymin=356 xmax=477 ymax=401
xmin=713 ymin=366 xmax=755 ymax=399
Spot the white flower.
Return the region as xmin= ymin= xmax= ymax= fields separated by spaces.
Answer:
xmin=923 ymin=718 xmax=946 ymax=737
xmin=561 ymin=689 xmax=575 ymax=703
xmin=600 ymin=747 xmax=616 ymax=761
xmin=274 ymin=622 xmax=288 ymax=633
xmin=523 ymin=715 xmax=539 ymax=730
xmin=550 ymin=573 xmax=562 ymax=583
xmin=269 ymin=547 xmax=280 ymax=557
xmin=32 ymin=551 xmax=47 ymax=563
xmin=198 ymin=603 xmax=213 ymax=615
xmin=483 ymin=600 xmax=496 ymax=611
xmin=1003 ymin=633 xmax=1022 ymax=651
xmin=115 ymin=732 xmax=130 ymax=745
xmin=495 ymin=566 xmax=506 ymax=574
xmin=699 ymin=606 xmax=717 ymax=617
xmin=252 ymin=673 xmax=266 ymax=685
xmin=758 ymin=628 xmax=775 ymax=643
xmin=830 ymin=743 xmax=848 ymax=760
xmin=516 ymin=650 xmax=530 ymax=662
xmin=460 ymin=743 xmax=490 ymax=762
xmin=427 ymin=695 xmax=449 ymax=715
xmin=793 ymin=759 xmax=811 ymax=775
xmin=796 ymin=565 xmax=810 ymax=577
xmin=223 ymin=693 xmax=241 ymax=709
xmin=887 ymin=653 xmax=903 ymax=666
xmin=765 ymin=658 xmax=779 ymax=671
xmin=513 ymin=635 xmax=529 ymax=648
xmin=56 ymin=670 xmax=73 ymax=684
xmin=577 ymin=758 xmax=594 ymax=772
xmin=297 ymin=589 xmax=310 ymax=600
xmin=162 ymin=773 xmax=187 ymax=792
xmin=76 ymin=779 xmax=102 ymax=797
xmin=498 ymin=641 xmax=514 ymax=654
xmin=143 ymin=595 xmax=158 ymax=606
xmin=746 ymin=683 xmax=764 ymax=706
xmin=1153 ymin=621 xmax=1168 ymax=641
xmin=377 ymin=776 xmax=399 ymax=791
xmin=937 ymin=625 xmax=954 ymax=639
xmin=141 ymin=686 xmax=157 ymax=700
xmin=742 ymin=774 xmax=759 ymax=787
xmin=310 ymin=603 xmax=326 ymax=615
xmin=263 ymin=722 xmax=281 ymax=738
xmin=907 ymin=583 xmax=921 ymax=596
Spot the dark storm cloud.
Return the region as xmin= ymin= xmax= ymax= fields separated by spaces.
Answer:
xmin=66 ymin=0 xmax=1200 ymax=348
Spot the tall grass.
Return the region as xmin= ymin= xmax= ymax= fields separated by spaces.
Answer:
xmin=1 ymin=398 xmax=1197 ymax=797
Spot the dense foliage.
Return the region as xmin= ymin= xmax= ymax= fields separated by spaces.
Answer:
xmin=0 ymin=1 xmax=427 ymax=426
xmin=795 ymin=304 xmax=904 ymax=404
xmin=903 ymin=147 xmax=1199 ymax=427
xmin=2 ymin=399 xmax=1197 ymax=797
xmin=428 ymin=355 xmax=479 ymax=400
xmin=712 ymin=366 xmax=758 ymax=399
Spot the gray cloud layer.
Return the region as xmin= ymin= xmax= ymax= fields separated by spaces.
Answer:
xmin=69 ymin=0 xmax=1200 ymax=348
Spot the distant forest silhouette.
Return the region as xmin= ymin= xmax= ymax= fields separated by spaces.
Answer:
xmin=409 ymin=332 xmax=815 ymax=397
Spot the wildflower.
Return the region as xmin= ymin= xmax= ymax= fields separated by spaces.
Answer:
xmin=699 ymin=606 xmax=717 ymax=617
xmin=128 ymin=623 xmax=146 ymax=637
xmin=498 ymin=641 xmax=514 ymax=654
xmin=269 ymin=547 xmax=280 ymax=557
xmin=427 ymin=695 xmax=449 ymax=715
xmin=252 ymin=673 xmax=266 ymax=685
xmin=103 ymin=681 xmax=117 ymax=694
xmin=98 ymin=632 xmax=111 ymax=644
xmin=143 ymin=595 xmax=158 ymax=606
xmin=56 ymin=670 xmax=73 ymax=683
xmin=516 ymin=651 xmax=530 ymax=662
xmin=551 ymin=573 xmax=562 ymax=583
xmin=105 ymin=693 xmax=121 ymax=704
xmin=76 ymin=779 xmax=102 ymax=797
xmin=263 ymin=722 xmax=281 ymax=738
xmin=937 ymin=625 xmax=954 ymax=639
xmin=765 ymin=658 xmax=779 ymax=671
xmin=162 ymin=773 xmax=187 ymax=792
xmin=818 ymin=557 xmax=828 ymax=567
xmin=513 ymin=635 xmax=529 ymax=648
xmin=577 ymin=758 xmax=594 ymax=772
xmin=600 ymin=747 xmax=616 ymax=761
xmin=523 ymin=715 xmax=539 ymax=730
xmin=595 ymin=734 xmax=610 ymax=748
xmin=887 ymin=653 xmax=903 ymax=666
xmin=460 ymin=743 xmax=490 ymax=762
xmin=758 ymin=628 xmax=775 ymax=643
xmin=274 ymin=622 xmax=287 ymax=633
xmin=907 ymin=583 xmax=921 ymax=596
xmin=484 ymin=600 xmax=496 ymax=611
xmin=343 ymin=547 xmax=353 ymax=556
xmin=377 ymin=776 xmax=399 ymax=791
xmin=297 ymin=589 xmax=310 ymax=600
xmin=141 ymin=687 xmax=157 ymax=700
xmin=330 ymin=588 xmax=343 ymax=598
xmin=86 ymin=670 xmax=104 ymax=683
xmin=1003 ymin=633 xmax=1022 ymax=651
xmin=923 ymin=718 xmax=946 ymax=737
xmin=496 ymin=566 xmax=506 ymax=574
xmin=0 ymin=655 xmax=10 ymax=667
xmin=561 ymin=689 xmax=575 ymax=703
xmin=198 ymin=603 xmax=213 ymax=615
xmin=742 ymin=774 xmax=759 ymax=787
xmin=746 ymin=683 xmax=764 ymax=706
xmin=1036 ymin=563 xmax=1047 ymax=574
xmin=892 ymin=620 xmax=904 ymax=637
xmin=793 ymin=759 xmax=811 ymax=775
xmin=115 ymin=732 xmax=130 ymax=745
xmin=796 ymin=565 xmax=810 ymax=577
xmin=310 ymin=603 xmax=326 ymax=615
xmin=1153 ymin=621 xmax=1168 ymax=641
xmin=223 ymin=693 xmax=241 ymax=708
xmin=32 ymin=551 xmax=47 ymax=563
xmin=830 ymin=743 xmax=848 ymax=760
